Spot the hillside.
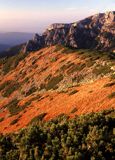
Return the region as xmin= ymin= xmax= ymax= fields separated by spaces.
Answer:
xmin=0 ymin=45 xmax=115 ymax=134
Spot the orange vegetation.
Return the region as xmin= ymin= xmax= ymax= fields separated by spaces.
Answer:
xmin=0 ymin=46 xmax=115 ymax=134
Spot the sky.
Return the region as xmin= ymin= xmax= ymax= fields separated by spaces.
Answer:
xmin=0 ymin=0 xmax=114 ymax=33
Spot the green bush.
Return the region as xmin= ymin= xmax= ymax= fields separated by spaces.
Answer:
xmin=2 ymin=82 xmax=20 ymax=97
xmin=70 ymin=108 xmax=77 ymax=113
xmin=4 ymin=99 xmax=22 ymax=115
xmin=108 ymin=92 xmax=115 ymax=99
xmin=104 ymin=81 xmax=115 ymax=87
xmin=10 ymin=118 xmax=19 ymax=125
xmin=111 ymin=74 xmax=115 ymax=80
xmin=2 ymin=52 xmax=27 ymax=74
xmin=50 ymin=57 xmax=57 ymax=62
xmin=54 ymin=45 xmax=64 ymax=52
xmin=67 ymin=63 xmax=86 ymax=74
xmin=29 ymin=113 xmax=47 ymax=124
xmin=93 ymin=64 xmax=111 ymax=76
xmin=69 ymin=90 xmax=78 ymax=95
xmin=45 ymin=74 xmax=63 ymax=90
xmin=0 ymin=117 xmax=4 ymax=122
xmin=0 ymin=109 xmax=114 ymax=160
xmin=61 ymin=47 xmax=75 ymax=54
xmin=25 ymin=86 xmax=37 ymax=96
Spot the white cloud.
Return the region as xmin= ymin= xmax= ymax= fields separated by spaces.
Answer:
xmin=66 ymin=7 xmax=77 ymax=11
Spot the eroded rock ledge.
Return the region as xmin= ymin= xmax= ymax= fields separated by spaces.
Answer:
xmin=23 ymin=11 xmax=115 ymax=53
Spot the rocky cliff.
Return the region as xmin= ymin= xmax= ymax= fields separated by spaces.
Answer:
xmin=23 ymin=34 xmax=44 ymax=53
xmin=24 ymin=11 xmax=115 ymax=52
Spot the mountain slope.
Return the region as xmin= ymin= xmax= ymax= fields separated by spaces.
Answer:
xmin=0 ymin=45 xmax=115 ymax=133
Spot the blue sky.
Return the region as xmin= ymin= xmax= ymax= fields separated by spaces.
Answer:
xmin=0 ymin=0 xmax=114 ymax=33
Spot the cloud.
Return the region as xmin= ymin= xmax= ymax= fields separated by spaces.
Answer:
xmin=66 ymin=7 xmax=77 ymax=11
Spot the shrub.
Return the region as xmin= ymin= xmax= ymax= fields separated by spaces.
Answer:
xmin=10 ymin=118 xmax=19 ymax=125
xmin=0 ymin=80 xmax=13 ymax=91
xmin=111 ymin=74 xmax=115 ymax=80
xmin=108 ymin=92 xmax=115 ymax=99
xmin=109 ymin=52 xmax=115 ymax=60
xmin=54 ymin=45 xmax=63 ymax=52
xmin=29 ymin=113 xmax=47 ymax=124
xmin=50 ymin=57 xmax=57 ymax=62
xmin=23 ymin=77 xmax=29 ymax=83
xmin=22 ymin=101 xmax=32 ymax=108
xmin=93 ymin=65 xmax=111 ymax=76
xmin=0 ymin=117 xmax=4 ymax=122
xmin=26 ymin=86 xmax=37 ymax=96
xmin=61 ymin=47 xmax=75 ymax=54
xmin=69 ymin=90 xmax=78 ymax=95
xmin=71 ymin=108 xmax=77 ymax=113
xmin=86 ymin=60 xmax=95 ymax=67
xmin=60 ymin=62 xmax=74 ymax=72
xmin=104 ymin=81 xmax=115 ymax=87
xmin=45 ymin=74 xmax=63 ymax=90
xmin=2 ymin=82 xmax=20 ymax=97
xmin=4 ymin=99 xmax=22 ymax=115
xmin=2 ymin=52 xmax=27 ymax=74
xmin=67 ymin=63 xmax=86 ymax=74
xmin=44 ymin=74 xmax=52 ymax=82
xmin=32 ymin=59 xmax=37 ymax=65
xmin=0 ymin=109 xmax=115 ymax=160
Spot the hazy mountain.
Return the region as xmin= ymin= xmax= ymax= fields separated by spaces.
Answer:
xmin=0 ymin=32 xmax=34 ymax=51
xmin=0 ymin=44 xmax=23 ymax=58
xmin=0 ymin=44 xmax=11 ymax=52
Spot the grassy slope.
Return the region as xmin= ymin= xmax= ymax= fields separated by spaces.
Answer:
xmin=0 ymin=45 xmax=115 ymax=133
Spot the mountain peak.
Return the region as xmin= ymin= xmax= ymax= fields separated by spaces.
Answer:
xmin=104 ymin=11 xmax=115 ymax=24
xmin=46 ymin=23 xmax=71 ymax=31
xmin=23 ymin=11 xmax=115 ymax=53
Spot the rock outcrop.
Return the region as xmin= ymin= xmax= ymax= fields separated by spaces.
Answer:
xmin=43 ymin=23 xmax=71 ymax=46
xmin=24 ymin=11 xmax=115 ymax=53
xmin=23 ymin=34 xmax=44 ymax=53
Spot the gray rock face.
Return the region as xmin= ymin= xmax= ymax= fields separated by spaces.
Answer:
xmin=43 ymin=23 xmax=71 ymax=46
xmin=24 ymin=11 xmax=115 ymax=53
xmin=23 ymin=34 xmax=44 ymax=53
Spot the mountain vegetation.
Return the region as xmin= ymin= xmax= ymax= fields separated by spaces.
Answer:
xmin=0 ymin=45 xmax=114 ymax=134
xmin=0 ymin=109 xmax=115 ymax=160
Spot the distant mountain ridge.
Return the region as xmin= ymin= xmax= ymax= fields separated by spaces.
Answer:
xmin=0 ymin=44 xmax=24 ymax=58
xmin=0 ymin=44 xmax=11 ymax=52
xmin=24 ymin=11 xmax=115 ymax=53
xmin=0 ymin=32 xmax=34 ymax=52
